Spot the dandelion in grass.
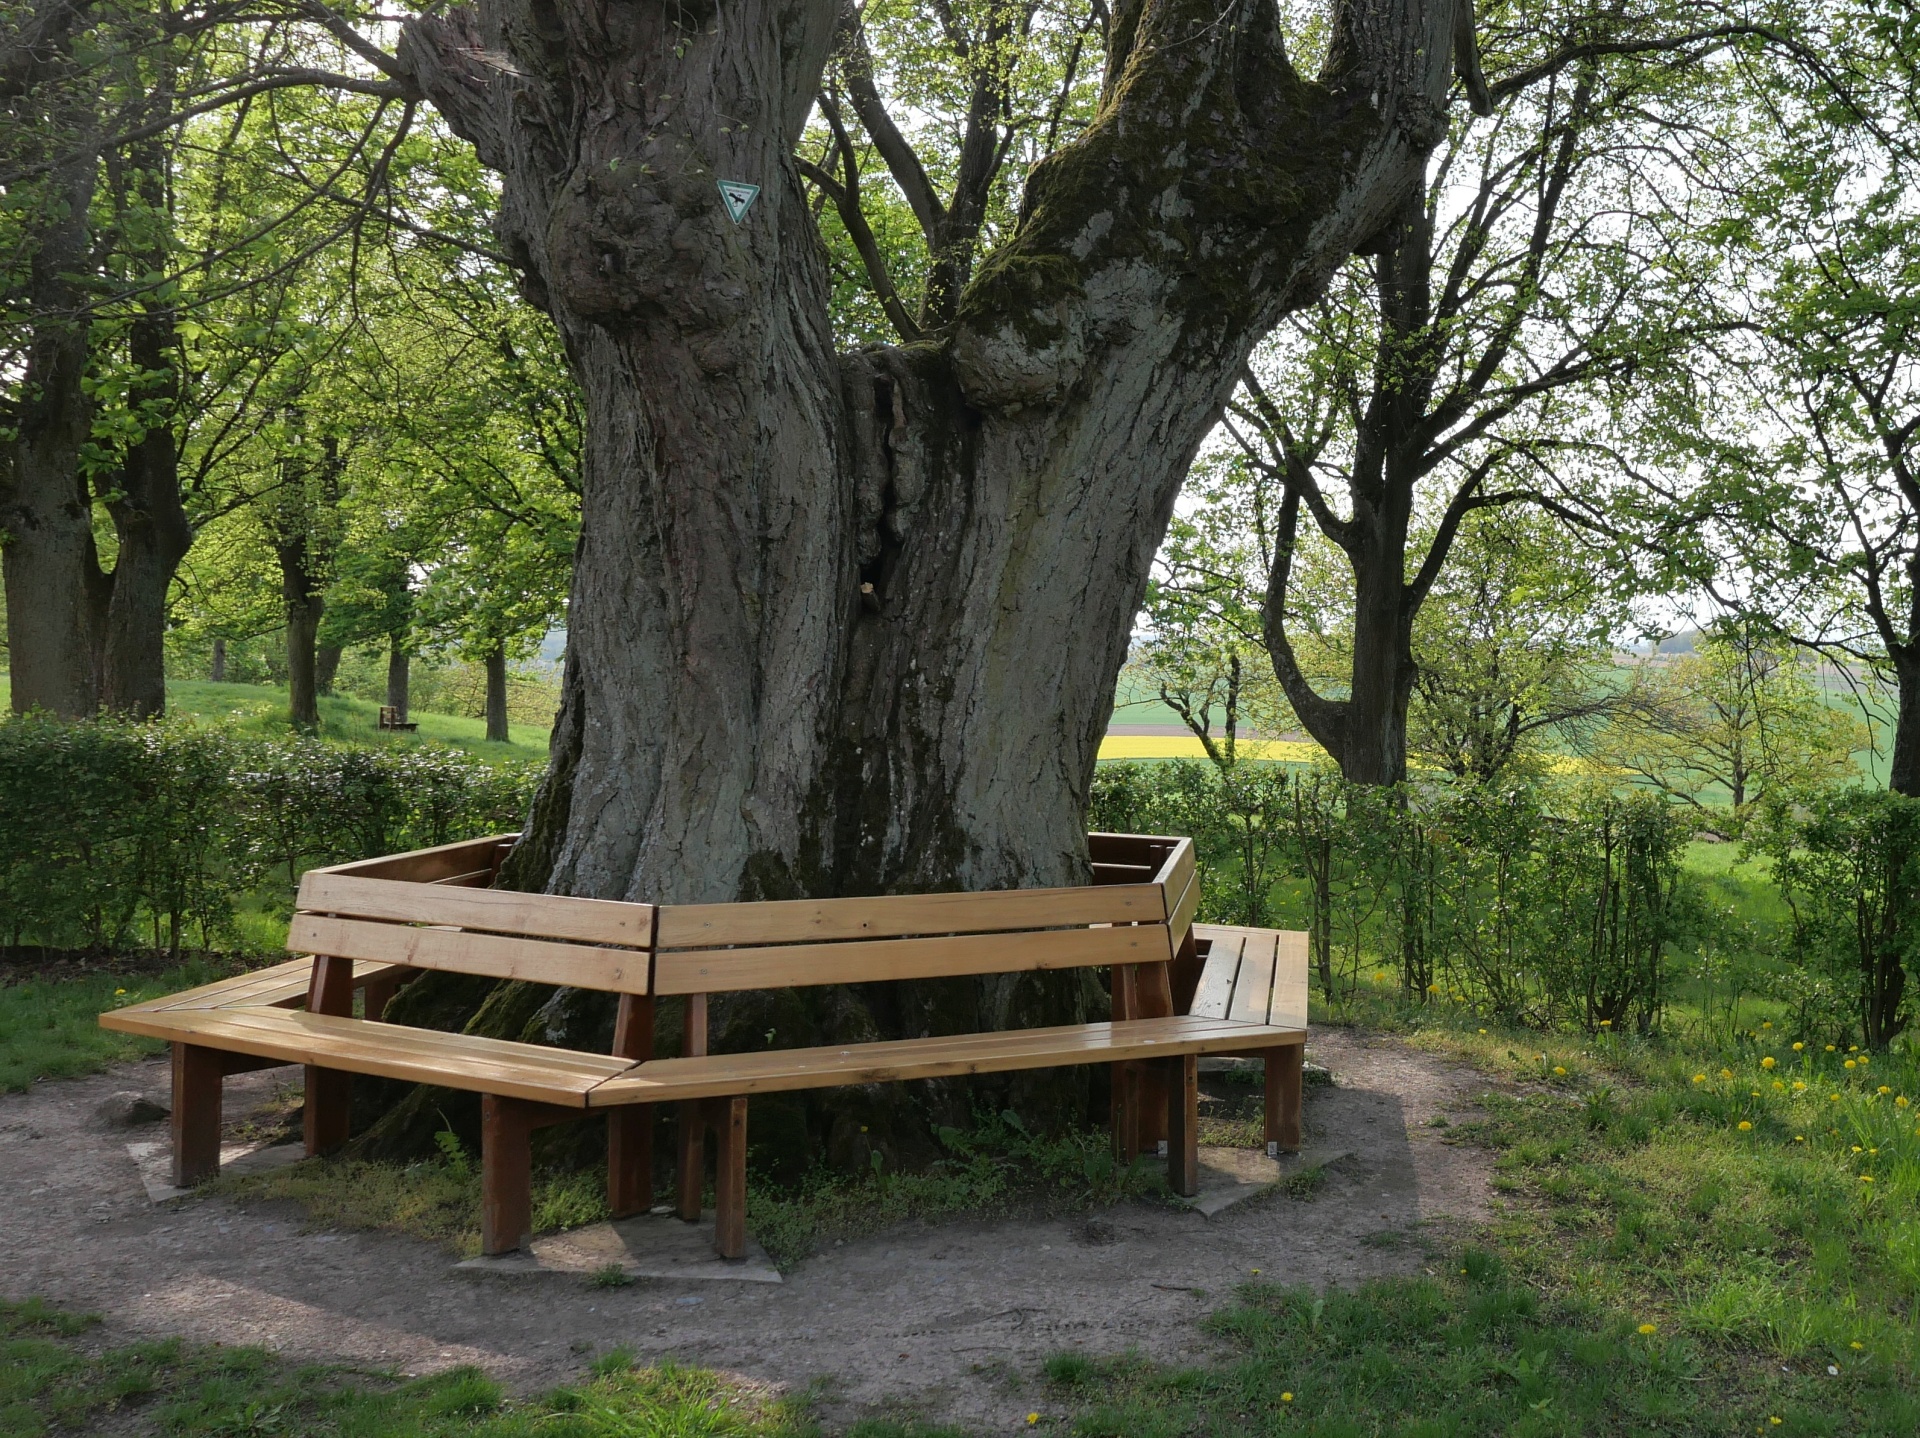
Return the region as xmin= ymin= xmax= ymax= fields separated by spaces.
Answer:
xmin=1832 ymin=1094 xmax=1842 ymax=1102
xmin=1898 ymin=1096 xmax=1910 ymax=1108
xmin=1793 ymin=1042 xmax=1805 ymax=1052
xmin=1850 ymin=1045 xmax=1859 ymax=1053
xmin=1879 ymin=1086 xmax=1892 ymax=1096
xmin=1478 ymin=1029 xmax=1487 ymax=1035
xmin=1638 ymin=1323 xmax=1658 ymax=1335
xmin=1720 ymin=1068 xmax=1734 ymax=1080
xmin=1793 ymin=1081 xmax=1807 ymax=1091
xmin=1738 ymin=1121 xmax=1753 ymax=1131
xmin=1027 ymin=1413 xmax=1040 ymax=1426
xmin=1281 ymin=1393 xmax=1294 ymax=1403
xmin=1845 ymin=1060 xmax=1857 ymax=1070
xmin=1827 ymin=1045 xmax=1837 ymax=1052
xmin=1851 ymin=1341 xmax=1864 ymax=1350
xmin=1795 ymin=1135 xmax=1806 ymax=1142
xmin=1763 ymin=1021 xmax=1773 ymax=1029
xmin=1770 ymin=1418 xmax=1782 ymax=1427
xmin=1554 ymin=1066 xmax=1567 ymax=1076
xmin=114 ymin=988 xmax=126 ymax=997
xmin=1692 ymin=1074 xmax=1706 ymax=1084
xmin=1861 ymin=1175 xmax=1874 ymax=1183
xmin=1853 ymin=1145 xmax=1863 ymax=1154
xmin=1600 ymin=1019 xmax=1612 ymax=1028
xmin=1773 ymin=1081 xmax=1786 ymax=1092
xmin=1762 ymin=1056 xmax=1777 ymax=1069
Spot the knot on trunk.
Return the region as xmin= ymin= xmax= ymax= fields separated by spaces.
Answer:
xmin=951 ymin=253 xmax=1088 ymax=410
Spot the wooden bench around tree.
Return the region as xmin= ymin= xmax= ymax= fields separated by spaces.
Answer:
xmin=101 ymin=832 xmax=1309 ymax=1260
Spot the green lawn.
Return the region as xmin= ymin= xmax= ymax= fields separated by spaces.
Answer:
xmin=0 ymin=677 xmax=552 ymax=758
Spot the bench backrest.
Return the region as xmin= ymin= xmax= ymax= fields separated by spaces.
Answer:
xmin=288 ymin=831 xmax=1196 ymax=1002
xmin=291 ymin=839 xmax=654 ymax=995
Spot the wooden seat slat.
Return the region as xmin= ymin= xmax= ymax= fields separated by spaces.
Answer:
xmin=100 ymin=1006 xmax=623 ymax=1104
xmin=1224 ymin=930 xmax=1277 ymax=1025
xmin=1187 ymin=933 xmax=1245 ymax=1021
xmin=287 ymin=914 xmax=650 ymax=995
xmin=116 ymin=958 xmax=410 ymax=1015
xmin=309 ymin=834 xmax=512 ymax=884
xmin=653 ymin=922 xmax=1167 ymax=995
xmin=587 ymin=1016 xmax=1305 ymax=1105
xmin=655 ymin=883 xmax=1164 ymax=949
xmin=297 ymin=872 xmax=654 ymax=946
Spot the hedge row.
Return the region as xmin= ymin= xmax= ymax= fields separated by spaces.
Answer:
xmin=0 ymin=716 xmax=540 ymax=953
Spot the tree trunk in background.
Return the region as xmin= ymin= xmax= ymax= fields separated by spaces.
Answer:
xmin=387 ymin=639 xmax=409 ymax=721
xmin=484 ymin=644 xmax=509 ymax=742
xmin=1 ymin=139 xmax=102 ymax=720
xmin=379 ymin=0 xmax=1468 ymax=1150
xmin=1890 ymin=651 xmax=1920 ymax=798
xmin=281 ymin=581 xmax=322 ymax=730
xmin=316 ymin=645 xmax=342 ymax=696
xmin=210 ymin=639 xmax=226 ymax=682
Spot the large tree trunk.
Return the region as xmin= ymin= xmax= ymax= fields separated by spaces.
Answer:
xmin=316 ymin=644 xmax=342 ymax=697
xmin=282 ymin=580 xmax=321 ymax=730
xmin=484 ymin=642 xmax=508 ymax=742
xmin=386 ymin=639 xmax=409 ymax=721
xmin=403 ymin=0 xmax=1459 ymax=903
xmin=380 ymin=0 xmax=1467 ymax=1150
xmin=1890 ymin=650 xmax=1920 ymax=798
xmin=210 ymin=638 xmax=226 ymax=682
xmin=2 ymin=142 xmax=102 ymax=720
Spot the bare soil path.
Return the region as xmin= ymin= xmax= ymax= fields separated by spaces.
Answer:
xmin=0 ymin=1030 xmax=1498 ymax=1432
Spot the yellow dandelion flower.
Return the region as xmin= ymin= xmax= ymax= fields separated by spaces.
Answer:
xmin=1692 ymin=1074 xmax=1706 ymax=1084
xmin=1859 ymin=1055 xmax=1870 ymax=1066
xmin=1845 ymin=1059 xmax=1857 ymax=1069
xmin=1772 ymin=1081 xmax=1785 ymax=1092
xmin=1794 ymin=1135 xmax=1806 ymax=1142
xmin=1792 ymin=1081 xmax=1806 ymax=1091
xmin=1637 ymin=1323 xmax=1657 ymax=1335
xmin=114 ymin=988 xmax=126 ymax=996
xmin=1600 ymin=1019 xmax=1613 ymax=1027
xmin=1897 ymin=1096 xmax=1910 ymax=1108
xmin=1850 ymin=1341 xmax=1864 ymax=1350
xmin=1831 ymin=1094 xmax=1842 ymax=1102
xmin=1281 ymin=1393 xmax=1294 ymax=1403
xmin=1861 ymin=1175 xmax=1874 ymax=1183
xmin=1719 ymin=1068 xmax=1734 ymax=1080
xmin=1554 ymin=1066 xmax=1567 ymax=1076
xmin=1826 ymin=1045 xmax=1837 ymax=1052
xmin=1478 ymin=1028 xmax=1487 ymax=1035
xmin=1869 ymin=1147 xmax=1878 ymax=1155
xmin=1770 ymin=1419 xmax=1782 ymax=1427
xmin=1738 ymin=1121 xmax=1753 ymax=1132
xmin=1793 ymin=1042 xmax=1804 ymax=1052
xmin=1879 ymin=1086 xmax=1893 ymax=1096
xmin=1027 ymin=1414 xmax=1040 ymax=1426
xmin=1762 ymin=1056 xmax=1776 ymax=1069
xmin=1751 ymin=1090 xmax=1762 ymax=1097
xmin=1853 ymin=1145 xmax=1864 ymax=1154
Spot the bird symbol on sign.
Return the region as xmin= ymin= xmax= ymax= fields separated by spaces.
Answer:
xmin=717 ymin=179 xmax=760 ymax=223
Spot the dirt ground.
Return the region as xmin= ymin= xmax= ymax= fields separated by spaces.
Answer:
xmin=0 ymin=1030 xmax=1499 ymax=1432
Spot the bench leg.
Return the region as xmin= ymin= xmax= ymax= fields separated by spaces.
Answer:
xmin=711 ymin=1096 xmax=748 ymax=1260
xmin=1266 ymin=1042 xmax=1304 ymax=1156
xmin=1165 ymin=1054 xmax=1199 ymax=1197
xmin=608 ymin=1107 xmax=653 ymax=1219
xmin=676 ymin=1101 xmax=705 ymax=1222
xmin=1111 ymin=1061 xmax=1139 ymax=1163
xmin=171 ymin=1042 xmax=223 ymax=1186
xmin=480 ymin=1094 xmax=534 ymax=1256
xmin=304 ymin=954 xmax=354 ymax=1156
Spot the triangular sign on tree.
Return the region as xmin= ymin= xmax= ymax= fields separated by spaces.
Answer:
xmin=717 ymin=179 xmax=760 ymax=224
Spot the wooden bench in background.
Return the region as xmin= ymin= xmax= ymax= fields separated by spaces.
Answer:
xmin=376 ymin=706 xmax=418 ymax=732
xmin=102 ymin=832 xmax=1310 ymax=1260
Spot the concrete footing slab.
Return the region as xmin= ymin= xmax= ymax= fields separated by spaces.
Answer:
xmin=126 ymin=1139 xmax=304 ymax=1203
xmin=455 ymin=1207 xmax=782 ymax=1284
xmin=1184 ymin=1144 xmax=1351 ymax=1217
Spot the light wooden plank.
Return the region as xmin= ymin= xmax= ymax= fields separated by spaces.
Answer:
xmin=307 ymin=833 xmax=517 ymax=884
xmin=1225 ymin=936 xmax=1275 ymax=1026
xmin=429 ymin=869 xmax=494 ymax=887
xmin=1154 ymin=837 xmax=1196 ymax=900
xmin=298 ymin=872 xmax=654 ymax=947
xmin=97 ymin=1007 xmax=623 ymax=1104
xmin=654 ymin=923 xmax=1165 ymax=995
xmin=656 ymin=884 xmax=1163 ymax=948
xmin=287 ymin=914 xmax=650 ymax=994
xmin=1269 ymin=928 xmax=1311 ymax=1028
xmin=1165 ymin=865 xmax=1201 ymax=953
xmin=586 ymin=1016 xmax=1307 ymax=1106
xmin=121 ymin=958 xmax=408 ymax=1014
xmin=1187 ymin=933 xmax=1245 ymax=1021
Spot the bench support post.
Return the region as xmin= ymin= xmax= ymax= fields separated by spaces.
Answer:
xmin=675 ymin=994 xmax=708 ymax=1222
xmin=710 ymin=1096 xmax=748 ymax=1259
xmin=171 ymin=1042 xmax=223 ymax=1186
xmin=480 ymin=1094 xmax=533 ymax=1255
xmin=303 ymin=955 xmax=355 ymax=1156
xmin=1164 ymin=1053 xmax=1199 ymax=1196
xmin=608 ymin=994 xmax=655 ymax=1218
xmin=1266 ymin=1042 xmax=1304 ymax=1155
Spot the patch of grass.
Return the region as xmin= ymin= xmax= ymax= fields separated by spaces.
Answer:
xmin=166 ymin=679 xmax=552 ymax=757
xmin=0 ymin=957 xmax=246 ymax=1092
xmin=0 ymin=1297 xmax=814 ymax=1436
xmin=748 ymin=1111 xmax=1168 ymax=1267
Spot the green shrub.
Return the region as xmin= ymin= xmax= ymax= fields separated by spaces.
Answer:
xmin=0 ymin=714 xmax=540 ymax=953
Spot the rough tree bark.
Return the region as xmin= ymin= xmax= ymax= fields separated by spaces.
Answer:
xmin=372 ymin=0 xmax=1480 ymax=1148
xmin=386 ymin=638 xmax=409 ymax=721
xmin=210 ymin=638 xmax=227 ymax=682
xmin=3 ymin=138 xmax=102 ymax=719
xmin=484 ymin=642 xmax=508 ymax=742
xmin=316 ymin=645 xmax=343 ymax=696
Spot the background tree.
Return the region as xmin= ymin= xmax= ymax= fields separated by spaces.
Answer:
xmin=1595 ymin=620 xmax=1864 ymax=832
